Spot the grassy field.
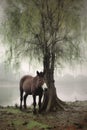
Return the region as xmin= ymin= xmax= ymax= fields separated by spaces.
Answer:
xmin=0 ymin=101 xmax=87 ymax=130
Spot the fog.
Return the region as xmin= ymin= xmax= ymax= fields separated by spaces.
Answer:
xmin=0 ymin=0 xmax=87 ymax=106
xmin=56 ymin=74 xmax=87 ymax=101
xmin=0 ymin=75 xmax=87 ymax=106
xmin=0 ymin=63 xmax=87 ymax=106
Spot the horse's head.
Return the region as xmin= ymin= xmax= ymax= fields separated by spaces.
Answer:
xmin=36 ymin=71 xmax=45 ymax=86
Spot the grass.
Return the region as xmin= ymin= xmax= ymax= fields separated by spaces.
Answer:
xmin=27 ymin=120 xmax=49 ymax=130
xmin=0 ymin=107 xmax=21 ymax=114
xmin=10 ymin=118 xmax=50 ymax=130
xmin=0 ymin=101 xmax=87 ymax=130
xmin=0 ymin=107 xmax=50 ymax=130
xmin=6 ymin=107 xmax=21 ymax=114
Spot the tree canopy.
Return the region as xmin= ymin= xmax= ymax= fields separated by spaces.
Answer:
xmin=1 ymin=0 xmax=83 ymax=68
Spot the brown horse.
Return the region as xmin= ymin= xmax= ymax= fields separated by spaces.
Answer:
xmin=19 ymin=71 xmax=45 ymax=113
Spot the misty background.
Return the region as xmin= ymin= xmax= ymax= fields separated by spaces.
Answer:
xmin=0 ymin=0 xmax=87 ymax=106
xmin=0 ymin=62 xmax=87 ymax=106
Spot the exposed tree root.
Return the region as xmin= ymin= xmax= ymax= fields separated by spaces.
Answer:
xmin=41 ymin=88 xmax=68 ymax=113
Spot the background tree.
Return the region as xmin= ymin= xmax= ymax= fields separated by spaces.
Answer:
xmin=1 ymin=0 xmax=83 ymax=112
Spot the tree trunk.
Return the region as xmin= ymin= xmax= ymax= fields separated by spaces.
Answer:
xmin=41 ymin=76 xmax=66 ymax=112
xmin=41 ymin=53 xmax=66 ymax=112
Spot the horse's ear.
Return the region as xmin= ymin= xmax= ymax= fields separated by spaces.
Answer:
xmin=36 ymin=71 xmax=40 ymax=76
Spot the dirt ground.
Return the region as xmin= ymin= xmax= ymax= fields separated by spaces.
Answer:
xmin=0 ymin=101 xmax=87 ymax=130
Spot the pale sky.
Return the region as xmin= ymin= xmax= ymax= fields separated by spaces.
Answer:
xmin=0 ymin=0 xmax=87 ymax=77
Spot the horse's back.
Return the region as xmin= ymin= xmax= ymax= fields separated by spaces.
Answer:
xmin=20 ymin=75 xmax=33 ymax=88
xmin=22 ymin=75 xmax=33 ymax=93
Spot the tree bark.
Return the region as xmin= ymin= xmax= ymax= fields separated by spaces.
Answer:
xmin=41 ymin=54 xmax=66 ymax=112
xmin=41 ymin=78 xmax=66 ymax=112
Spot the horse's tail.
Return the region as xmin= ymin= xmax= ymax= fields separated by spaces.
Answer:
xmin=19 ymin=75 xmax=29 ymax=109
xmin=20 ymin=79 xmax=23 ymax=98
xmin=19 ymin=75 xmax=29 ymax=100
xmin=19 ymin=78 xmax=24 ymax=109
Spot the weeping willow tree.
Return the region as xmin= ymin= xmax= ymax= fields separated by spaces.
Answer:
xmin=1 ymin=0 xmax=83 ymax=112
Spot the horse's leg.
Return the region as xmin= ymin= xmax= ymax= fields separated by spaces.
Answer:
xmin=20 ymin=89 xmax=23 ymax=110
xmin=24 ymin=93 xmax=28 ymax=109
xmin=33 ymin=95 xmax=37 ymax=114
xmin=38 ymin=93 xmax=43 ymax=113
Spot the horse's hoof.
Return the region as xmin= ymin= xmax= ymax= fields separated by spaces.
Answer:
xmin=33 ymin=110 xmax=37 ymax=114
xmin=20 ymin=107 xmax=22 ymax=110
xmin=38 ymin=110 xmax=42 ymax=114
xmin=24 ymin=105 xmax=27 ymax=109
